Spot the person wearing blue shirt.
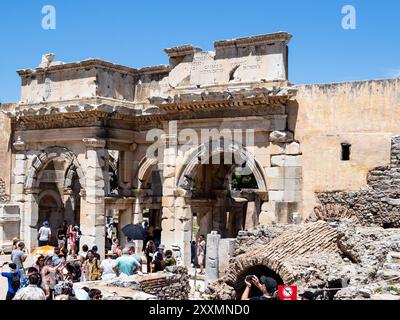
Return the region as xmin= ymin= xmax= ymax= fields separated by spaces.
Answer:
xmin=0 ymin=262 xmax=21 ymax=300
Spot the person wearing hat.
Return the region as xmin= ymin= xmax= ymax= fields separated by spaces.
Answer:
xmin=0 ymin=262 xmax=21 ymax=300
xmin=241 ymin=275 xmax=279 ymax=300
xmin=38 ymin=220 xmax=52 ymax=246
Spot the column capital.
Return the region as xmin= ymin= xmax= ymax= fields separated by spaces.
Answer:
xmin=13 ymin=136 xmax=26 ymax=151
xmin=82 ymin=138 xmax=106 ymax=149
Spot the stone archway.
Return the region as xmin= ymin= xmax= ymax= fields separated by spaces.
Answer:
xmin=176 ymin=140 xmax=268 ymax=238
xmin=25 ymin=146 xmax=85 ymax=190
xmin=224 ymin=221 xmax=338 ymax=292
xmin=23 ymin=146 xmax=85 ymax=249
xmin=177 ymin=141 xmax=267 ymax=193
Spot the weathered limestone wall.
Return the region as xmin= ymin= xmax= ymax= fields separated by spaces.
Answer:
xmin=293 ymin=79 xmax=400 ymax=219
xmin=313 ymin=136 xmax=400 ymax=227
xmin=0 ymin=105 xmax=12 ymax=195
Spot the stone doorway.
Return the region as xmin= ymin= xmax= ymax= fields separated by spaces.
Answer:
xmin=38 ymin=191 xmax=63 ymax=245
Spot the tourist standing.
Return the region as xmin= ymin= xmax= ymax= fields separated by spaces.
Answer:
xmin=57 ymin=225 xmax=66 ymax=249
xmin=111 ymin=238 xmax=122 ymax=256
xmin=67 ymin=225 xmax=78 ymax=256
xmin=144 ymin=240 xmax=156 ymax=273
xmin=197 ymin=235 xmax=206 ymax=275
xmin=113 ymin=248 xmax=140 ymax=276
xmin=32 ymin=255 xmax=45 ymax=273
xmin=191 ymin=240 xmax=197 ymax=267
xmin=11 ymin=241 xmax=27 ymax=280
xmin=128 ymin=245 xmax=142 ymax=268
xmin=38 ymin=221 xmax=52 ymax=246
xmin=124 ymin=237 xmax=135 ymax=249
xmin=156 ymin=244 xmax=166 ymax=259
xmin=165 ymin=250 xmax=176 ymax=267
xmin=0 ymin=262 xmax=21 ymax=300
xmin=84 ymin=250 xmax=102 ymax=281
xmin=100 ymin=252 xmax=116 ymax=280
xmin=92 ymin=245 xmax=101 ymax=260
xmin=13 ymin=273 xmax=46 ymax=300
xmin=41 ymin=255 xmax=63 ymax=300
xmin=152 ymin=252 xmax=165 ymax=272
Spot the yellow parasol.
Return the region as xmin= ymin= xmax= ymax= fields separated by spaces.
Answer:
xmin=31 ymin=245 xmax=56 ymax=256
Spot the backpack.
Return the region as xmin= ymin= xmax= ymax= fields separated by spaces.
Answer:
xmin=11 ymin=272 xmax=20 ymax=291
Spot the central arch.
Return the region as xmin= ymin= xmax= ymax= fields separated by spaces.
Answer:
xmin=176 ymin=140 xmax=268 ymax=240
xmin=177 ymin=140 xmax=267 ymax=193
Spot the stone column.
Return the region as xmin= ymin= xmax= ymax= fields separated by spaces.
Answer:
xmin=24 ymin=189 xmax=39 ymax=250
xmin=119 ymin=205 xmax=133 ymax=248
xmin=174 ymin=193 xmax=192 ymax=266
xmin=80 ymin=138 xmax=107 ymax=259
xmin=132 ymin=189 xmax=144 ymax=224
xmin=205 ymin=231 xmax=221 ymax=286
xmin=11 ymin=138 xmax=27 ymax=244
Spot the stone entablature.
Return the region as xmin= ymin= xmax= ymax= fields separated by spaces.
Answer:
xmin=15 ymin=32 xmax=291 ymax=108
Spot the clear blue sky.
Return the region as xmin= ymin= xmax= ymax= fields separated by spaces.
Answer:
xmin=0 ymin=0 xmax=399 ymax=102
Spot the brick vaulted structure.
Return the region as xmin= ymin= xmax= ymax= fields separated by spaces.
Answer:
xmin=0 ymin=32 xmax=399 ymax=263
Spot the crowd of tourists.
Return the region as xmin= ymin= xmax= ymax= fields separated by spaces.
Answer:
xmin=0 ymin=220 xmax=202 ymax=301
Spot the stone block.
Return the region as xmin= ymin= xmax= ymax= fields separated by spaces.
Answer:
xmin=284 ymin=178 xmax=302 ymax=191
xmin=163 ymin=177 xmax=175 ymax=189
xmin=261 ymin=201 xmax=275 ymax=212
xmin=271 ymin=155 xmax=285 ymax=167
xmin=163 ymin=165 xmax=175 ymax=178
xmin=265 ymin=166 xmax=284 ymax=179
xmin=161 ymin=218 xmax=175 ymax=232
xmin=258 ymin=211 xmax=276 ymax=225
xmin=269 ymin=131 xmax=294 ymax=143
xmin=269 ymin=143 xmax=285 ymax=155
xmin=218 ymin=238 xmax=235 ymax=276
xmin=161 ymin=196 xmax=175 ymax=207
xmin=267 ymin=178 xmax=284 ymax=190
xmin=285 ymin=142 xmax=301 ymax=155
xmin=284 ymin=167 xmax=302 ymax=179
xmin=284 ymin=156 xmax=302 ymax=167
xmin=268 ymin=190 xmax=284 ymax=201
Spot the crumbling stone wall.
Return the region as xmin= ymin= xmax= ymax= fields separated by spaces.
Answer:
xmin=207 ymin=220 xmax=400 ymax=300
xmin=314 ymin=136 xmax=400 ymax=228
xmin=79 ymin=266 xmax=190 ymax=300
xmin=233 ymin=224 xmax=295 ymax=257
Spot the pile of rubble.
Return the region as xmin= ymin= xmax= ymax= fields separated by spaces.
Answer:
xmin=207 ymin=220 xmax=400 ymax=300
xmin=75 ymin=266 xmax=190 ymax=300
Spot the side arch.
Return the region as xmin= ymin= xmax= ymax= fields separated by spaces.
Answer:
xmin=25 ymin=146 xmax=85 ymax=190
xmin=136 ymin=156 xmax=158 ymax=189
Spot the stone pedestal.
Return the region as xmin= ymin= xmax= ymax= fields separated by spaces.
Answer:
xmin=218 ymin=238 xmax=235 ymax=277
xmin=205 ymin=231 xmax=221 ymax=286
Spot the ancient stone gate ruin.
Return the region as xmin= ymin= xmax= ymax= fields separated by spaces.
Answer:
xmin=0 ymin=31 xmax=399 ymax=277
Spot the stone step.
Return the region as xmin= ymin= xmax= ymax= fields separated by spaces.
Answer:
xmin=388 ymin=252 xmax=400 ymax=260
xmin=383 ymin=263 xmax=400 ymax=271
xmin=371 ymin=294 xmax=400 ymax=301
xmin=377 ymin=269 xmax=400 ymax=281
